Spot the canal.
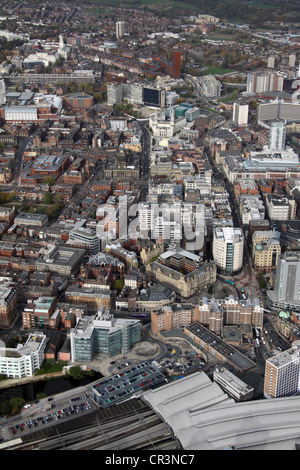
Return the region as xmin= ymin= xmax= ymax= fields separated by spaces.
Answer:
xmin=0 ymin=372 xmax=103 ymax=404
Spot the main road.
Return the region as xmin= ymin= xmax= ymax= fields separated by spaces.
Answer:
xmin=139 ymin=122 xmax=151 ymax=202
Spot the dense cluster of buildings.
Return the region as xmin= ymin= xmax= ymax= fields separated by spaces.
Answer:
xmin=0 ymin=3 xmax=299 ymax=436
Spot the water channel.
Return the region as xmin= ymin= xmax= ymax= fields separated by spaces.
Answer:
xmin=0 ymin=372 xmax=103 ymax=404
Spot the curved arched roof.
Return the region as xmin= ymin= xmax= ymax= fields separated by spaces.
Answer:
xmin=142 ymin=371 xmax=300 ymax=450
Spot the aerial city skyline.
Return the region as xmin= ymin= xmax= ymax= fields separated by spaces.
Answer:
xmin=0 ymin=0 xmax=299 ymax=452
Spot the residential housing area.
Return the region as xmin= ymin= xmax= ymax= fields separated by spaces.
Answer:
xmin=0 ymin=0 xmax=300 ymax=452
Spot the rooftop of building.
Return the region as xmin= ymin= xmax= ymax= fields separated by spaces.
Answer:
xmin=214 ymin=226 xmax=244 ymax=242
xmin=142 ymin=371 xmax=300 ymax=450
xmin=267 ymin=342 xmax=300 ymax=367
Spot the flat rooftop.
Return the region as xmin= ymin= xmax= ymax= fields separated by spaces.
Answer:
xmin=90 ymin=361 xmax=167 ymax=408
xmin=185 ymin=322 xmax=256 ymax=372
xmin=267 ymin=345 xmax=300 ymax=368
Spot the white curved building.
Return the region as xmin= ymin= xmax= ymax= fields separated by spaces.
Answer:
xmin=0 ymin=332 xmax=47 ymax=379
xmin=213 ymin=227 xmax=244 ymax=274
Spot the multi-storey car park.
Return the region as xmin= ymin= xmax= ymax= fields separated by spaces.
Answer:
xmin=89 ymin=361 xmax=167 ymax=408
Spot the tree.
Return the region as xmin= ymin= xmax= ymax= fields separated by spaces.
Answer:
xmin=114 ymin=279 xmax=124 ymax=291
xmin=68 ymin=366 xmax=84 ymax=380
xmin=44 ymin=192 xmax=53 ymax=204
xmin=43 ymin=176 xmax=56 ymax=186
xmin=9 ymin=397 xmax=25 ymax=415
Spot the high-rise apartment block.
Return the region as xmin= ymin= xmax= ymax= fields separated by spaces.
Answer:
xmin=267 ymin=56 xmax=275 ymax=69
xmin=275 ymin=252 xmax=300 ymax=303
xmin=116 ymin=21 xmax=125 ymax=39
xmin=247 ymin=71 xmax=284 ymax=94
xmin=172 ymin=50 xmax=181 ymax=79
xmin=264 ymin=342 xmax=300 ymax=398
xmin=289 ymin=54 xmax=296 ymax=68
xmin=267 ymin=252 xmax=300 ymax=312
xmin=268 ymin=120 xmax=286 ymax=151
xmin=233 ymin=102 xmax=249 ymax=126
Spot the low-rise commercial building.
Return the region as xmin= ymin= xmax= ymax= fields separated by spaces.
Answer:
xmin=252 ymin=230 xmax=281 ymax=272
xmin=36 ymin=245 xmax=85 ymax=277
xmin=0 ymin=285 xmax=18 ymax=328
xmin=265 ymin=194 xmax=297 ymax=220
xmin=213 ymin=366 xmax=254 ymax=401
xmin=65 ymin=286 xmax=112 ymax=310
xmin=15 ymin=212 xmax=48 ymax=228
xmin=22 ymin=296 xmax=57 ymax=329
xmin=147 ymin=246 xmax=216 ymax=298
xmin=67 ymin=227 xmax=100 ymax=255
xmin=0 ymin=332 xmax=47 ymax=378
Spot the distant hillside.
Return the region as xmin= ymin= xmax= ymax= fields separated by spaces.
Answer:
xmin=81 ymin=0 xmax=300 ymax=24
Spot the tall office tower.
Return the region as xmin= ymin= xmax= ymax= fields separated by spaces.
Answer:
xmin=59 ymin=34 xmax=65 ymax=48
xmin=264 ymin=342 xmax=300 ymax=398
xmin=0 ymin=79 xmax=6 ymax=105
xmin=172 ymin=50 xmax=181 ymax=79
xmin=107 ymin=83 xmax=123 ymax=105
xmin=232 ymin=102 xmax=249 ymax=126
xmin=268 ymin=120 xmax=286 ymax=151
xmin=267 ymin=56 xmax=275 ymax=68
xmin=116 ymin=21 xmax=125 ymax=39
xmin=275 ymin=252 xmax=300 ymax=303
xmin=289 ymin=54 xmax=296 ymax=68
xmin=212 ymin=227 xmax=244 ymax=275
xmin=138 ymin=202 xmax=181 ymax=241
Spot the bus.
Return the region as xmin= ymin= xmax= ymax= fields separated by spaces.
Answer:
xmin=226 ymin=280 xmax=235 ymax=286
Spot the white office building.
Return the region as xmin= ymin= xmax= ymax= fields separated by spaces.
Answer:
xmin=199 ymin=75 xmax=221 ymax=98
xmin=275 ymin=252 xmax=300 ymax=303
xmin=116 ymin=21 xmax=125 ymax=39
xmin=4 ymin=106 xmax=38 ymax=122
xmin=233 ymin=102 xmax=249 ymax=126
xmin=213 ymin=227 xmax=244 ymax=274
xmin=67 ymin=227 xmax=101 ymax=255
xmin=267 ymin=252 xmax=300 ymax=312
xmin=268 ymin=120 xmax=286 ymax=151
xmin=213 ymin=366 xmax=254 ymax=401
xmin=0 ymin=332 xmax=47 ymax=378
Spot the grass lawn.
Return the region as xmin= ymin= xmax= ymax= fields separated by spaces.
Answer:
xmin=35 ymin=360 xmax=68 ymax=376
xmin=203 ymin=66 xmax=235 ymax=75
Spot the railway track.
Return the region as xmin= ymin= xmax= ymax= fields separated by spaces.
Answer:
xmin=2 ymin=399 xmax=178 ymax=451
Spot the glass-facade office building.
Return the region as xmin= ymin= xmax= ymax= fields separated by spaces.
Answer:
xmin=70 ymin=310 xmax=141 ymax=362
